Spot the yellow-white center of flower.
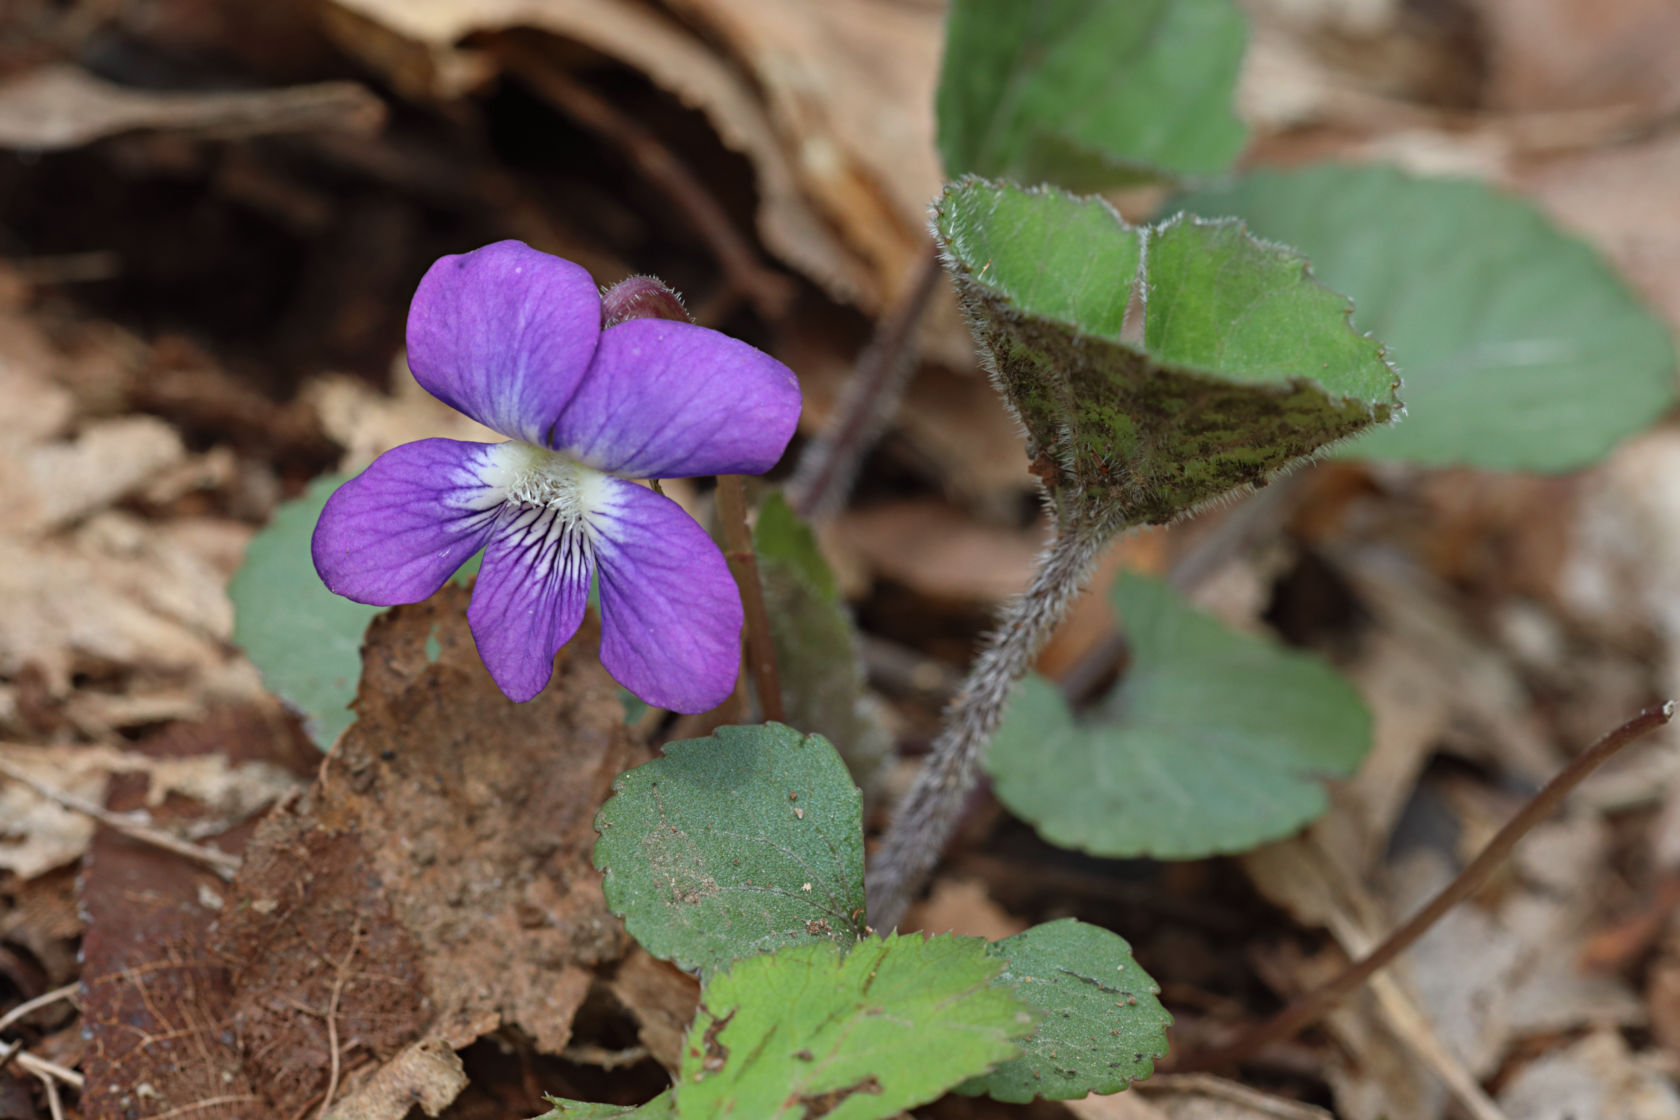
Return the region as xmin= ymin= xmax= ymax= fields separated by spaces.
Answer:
xmin=482 ymin=441 xmax=611 ymax=523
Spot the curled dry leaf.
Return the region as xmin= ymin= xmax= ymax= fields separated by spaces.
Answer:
xmin=215 ymin=583 xmax=642 ymax=1111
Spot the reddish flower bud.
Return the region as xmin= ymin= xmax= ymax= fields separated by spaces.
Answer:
xmin=602 ymin=274 xmax=691 ymax=327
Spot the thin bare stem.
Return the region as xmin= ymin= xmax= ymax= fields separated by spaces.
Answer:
xmin=0 ymin=985 xmax=77 ymax=1035
xmin=0 ymin=758 xmax=241 ymax=876
xmin=867 ymin=504 xmax=1118 ymax=928
xmin=14 ymin=1047 xmax=81 ymax=1089
xmin=716 ymin=475 xmax=785 ymax=723
xmin=492 ymin=40 xmax=792 ymax=320
xmin=788 ymin=243 xmax=944 ymax=520
xmin=1182 ymin=700 xmax=1676 ymax=1071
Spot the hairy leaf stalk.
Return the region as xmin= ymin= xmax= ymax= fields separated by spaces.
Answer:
xmin=867 ymin=500 xmax=1119 ymax=928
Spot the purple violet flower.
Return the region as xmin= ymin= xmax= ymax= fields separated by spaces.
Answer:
xmin=311 ymin=241 xmax=801 ymax=712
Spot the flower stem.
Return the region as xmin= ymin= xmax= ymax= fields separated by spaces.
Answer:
xmin=866 ymin=503 xmax=1116 ymax=928
xmin=788 ymin=243 xmax=944 ymax=520
xmin=716 ymin=474 xmax=785 ymax=723
xmin=1179 ymin=700 xmax=1676 ymax=1072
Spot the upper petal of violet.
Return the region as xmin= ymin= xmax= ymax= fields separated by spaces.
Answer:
xmin=550 ymin=318 xmax=801 ymax=479
xmin=406 ymin=241 xmax=602 ymax=444
xmin=312 ymin=438 xmax=506 ymax=606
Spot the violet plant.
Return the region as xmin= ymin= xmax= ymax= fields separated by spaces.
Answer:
xmin=225 ymin=0 xmax=1677 ymax=1114
xmin=311 ymin=240 xmax=799 ymax=713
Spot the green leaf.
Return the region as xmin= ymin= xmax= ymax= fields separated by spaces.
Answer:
xmin=229 ymin=474 xmax=372 ymax=749
xmin=755 ymin=493 xmax=839 ymax=604
xmin=937 ymin=179 xmax=1400 ymax=525
xmin=938 ymin=0 xmax=1248 ymax=187
xmin=960 ymin=919 xmax=1171 ymax=1102
xmin=987 ymin=572 xmax=1371 ymax=858
xmin=1175 ymin=164 xmax=1678 ymax=471
xmin=678 ymin=934 xmax=1034 ymax=1119
xmin=530 ymin=1093 xmax=673 ymax=1119
xmin=229 ymin=474 xmax=483 ymax=749
xmin=594 ymin=724 xmax=868 ymax=975
xmin=755 ymin=495 xmax=892 ymax=787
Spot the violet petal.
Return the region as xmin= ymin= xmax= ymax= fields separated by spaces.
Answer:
xmin=407 ymin=240 xmax=602 ymax=444
xmin=592 ymin=477 xmax=741 ymax=713
xmin=467 ymin=501 xmax=594 ymax=703
xmin=312 ymin=438 xmax=505 ymax=606
xmin=552 ymin=318 xmax=801 ymax=478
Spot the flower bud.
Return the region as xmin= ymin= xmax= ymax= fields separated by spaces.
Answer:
xmin=602 ymin=275 xmax=691 ymax=327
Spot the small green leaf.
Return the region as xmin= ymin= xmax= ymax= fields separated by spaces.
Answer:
xmin=755 ymin=493 xmax=839 ymax=604
xmin=755 ymin=495 xmax=892 ymax=787
xmin=678 ymin=934 xmax=1034 ymax=1119
xmin=960 ymin=919 xmax=1171 ymax=1102
xmin=938 ymin=0 xmax=1248 ymax=186
xmin=230 ymin=474 xmax=371 ymax=749
xmin=230 ymin=474 xmax=483 ymax=749
xmin=1176 ymin=164 xmax=1678 ymax=470
xmin=530 ymin=1093 xmax=673 ymax=1119
xmin=594 ymin=724 xmax=868 ymax=975
xmin=937 ymin=179 xmax=1400 ymax=525
xmin=987 ymin=573 xmax=1371 ymax=858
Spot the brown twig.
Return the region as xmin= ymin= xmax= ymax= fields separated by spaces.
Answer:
xmin=0 ymin=985 xmax=77 ymax=1035
xmin=1181 ymin=700 xmax=1676 ymax=1071
xmin=0 ymin=757 xmax=241 ymax=876
xmin=715 ymin=475 xmax=784 ymax=723
xmin=787 ymin=242 xmax=944 ymax=520
xmin=492 ymin=39 xmax=792 ymax=320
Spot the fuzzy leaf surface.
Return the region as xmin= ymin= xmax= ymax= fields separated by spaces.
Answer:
xmin=960 ymin=919 xmax=1170 ymax=1102
xmin=594 ymin=724 xmax=867 ymax=975
xmin=1177 ymin=164 xmax=1677 ymax=470
xmin=937 ymin=179 xmax=1399 ymax=525
xmin=677 ymin=934 xmax=1034 ymax=1119
xmin=756 ymin=495 xmax=892 ymax=786
xmin=937 ymin=0 xmax=1248 ymax=186
xmin=987 ymin=573 xmax=1370 ymax=857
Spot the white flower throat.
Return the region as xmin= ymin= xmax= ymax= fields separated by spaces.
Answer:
xmin=489 ymin=441 xmax=608 ymax=521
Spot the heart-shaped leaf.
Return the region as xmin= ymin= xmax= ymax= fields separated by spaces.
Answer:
xmin=987 ymin=573 xmax=1371 ymax=858
xmin=1176 ymin=164 xmax=1677 ymax=470
xmin=594 ymin=724 xmax=868 ymax=975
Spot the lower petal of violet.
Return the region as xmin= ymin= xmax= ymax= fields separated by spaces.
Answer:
xmin=591 ymin=477 xmax=743 ymax=714
xmin=312 ymin=438 xmax=506 ymax=606
xmin=467 ymin=501 xmax=593 ymax=703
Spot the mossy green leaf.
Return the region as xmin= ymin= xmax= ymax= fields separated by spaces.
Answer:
xmin=937 ymin=179 xmax=1399 ymax=525
xmin=1176 ymin=164 xmax=1677 ymax=470
xmin=960 ymin=919 xmax=1171 ymax=1102
xmin=987 ymin=573 xmax=1371 ymax=858
xmin=594 ymin=724 xmax=868 ymax=976
xmin=938 ymin=0 xmax=1248 ymax=186
xmin=677 ymin=934 xmax=1034 ymax=1119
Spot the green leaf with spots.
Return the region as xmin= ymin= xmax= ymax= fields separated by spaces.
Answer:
xmin=960 ymin=919 xmax=1171 ymax=1102
xmin=937 ymin=179 xmax=1400 ymax=526
xmin=677 ymin=933 xmax=1034 ymax=1119
xmin=1175 ymin=164 xmax=1677 ymax=470
xmin=594 ymin=724 xmax=868 ymax=975
xmin=938 ymin=0 xmax=1248 ymax=187
xmin=755 ymin=495 xmax=892 ymax=787
xmin=987 ymin=572 xmax=1371 ymax=858
xmin=530 ymin=1093 xmax=673 ymax=1119
xmin=230 ymin=474 xmax=483 ymax=749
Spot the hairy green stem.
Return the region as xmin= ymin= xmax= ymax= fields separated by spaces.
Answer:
xmin=866 ymin=503 xmax=1117 ymax=928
